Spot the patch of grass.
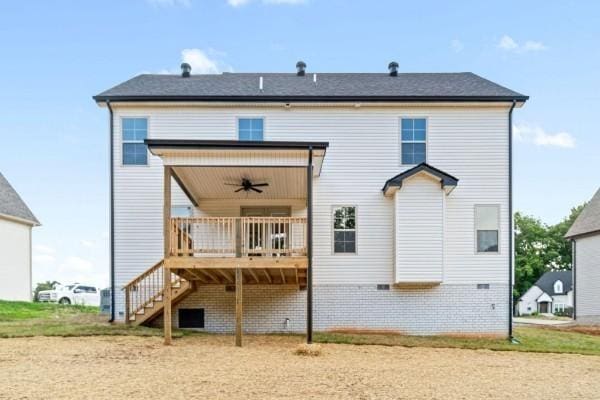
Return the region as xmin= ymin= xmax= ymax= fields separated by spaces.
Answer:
xmin=293 ymin=343 xmax=323 ymax=356
xmin=0 ymin=300 xmax=198 ymax=339
xmin=315 ymin=327 xmax=600 ymax=356
xmin=0 ymin=300 xmax=97 ymax=322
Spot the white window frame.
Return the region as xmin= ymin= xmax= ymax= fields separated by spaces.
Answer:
xmin=237 ymin=116 xmax=265 ymax=141
xmin=331 ymin=205 xmax=357 ymax=255
xmin=553 ymin=303 xmax=565 ymax=313
xmin=399 ymin=117 xmax=428 ymax=166
xmin=474 ymin=204 xmax=501 ymax=254
xmin=554 ymin=280 xmax=563 ymax=294
xmin=121 ymin=116 xmax=150 ymax=167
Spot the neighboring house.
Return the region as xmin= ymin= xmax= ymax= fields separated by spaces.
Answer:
xmin=565 ymin=188 xmax=600 ymax=324
xmin=516 ymin=271 xmax=573 ymax=316
xmin=0 ymin=173 xmax=40 ymax=301
xmin=94 ymin=61 xmax=528 ymax=342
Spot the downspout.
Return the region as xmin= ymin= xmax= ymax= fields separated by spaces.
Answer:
xmin=306 ymin=147 xmax=313 ymax=344
xmin=107 ymin=100 xmax=115 ymax=323
xmin=572 ymin=239 xmax=577 ymax=320
xmin=508 ymin=100 xmax=516 ymax=339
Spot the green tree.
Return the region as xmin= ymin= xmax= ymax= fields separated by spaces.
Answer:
xmin=514 ymin=204 xmax=586 ymax=300
xmin=33 ymin=281 xmax=61 ymax=302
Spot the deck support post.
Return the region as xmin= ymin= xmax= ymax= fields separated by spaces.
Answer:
xmin=163 ymin=166 xmax=172 ymax=345
xmin=306 ymin=147 xmax=313 ymax=344
xmin=235 ymin=267 xmax=243 ymax=347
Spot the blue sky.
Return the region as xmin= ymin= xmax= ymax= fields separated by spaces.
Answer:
xmin=0 ymin=0 xmax=598 ymax=288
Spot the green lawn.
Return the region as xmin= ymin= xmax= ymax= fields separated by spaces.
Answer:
xmin=1 ymin=300 xmax=599 ymax=356
xmin=316 ymin=327 xmax=600 ymax=356
xmin=0 ymin=300 xmax=192 ymax=338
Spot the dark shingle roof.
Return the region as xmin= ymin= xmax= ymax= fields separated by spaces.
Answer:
xmin=94 ymin=72 xmax=528 ymax=102
xmin=534 ymin=271 xmax=573 ymax=296
xmin=565 ymin=188 xmax=600 ymax=239
xmin=0 ymin=173 xmax=39 ymax=225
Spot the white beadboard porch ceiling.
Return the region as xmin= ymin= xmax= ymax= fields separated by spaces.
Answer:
xmin=173 ymin=166 xmax=307 ymax=200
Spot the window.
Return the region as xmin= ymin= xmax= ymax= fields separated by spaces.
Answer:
xmin=554 ymin=280 xmax=563 ymax=294
xmin=475 ymin=205 xmax=499 ymax=253
xmin=122 ymin=118 xmax=148 ymax=165
xmin=238 ymin=118 xmax=264 ymax=141
xmin=333 ymin=206 xmax=356 ymax=253
xmin=401 ymin=118 xmax=427 ymax=164
xmin=553 ymin=303 xmax=565 ymax=313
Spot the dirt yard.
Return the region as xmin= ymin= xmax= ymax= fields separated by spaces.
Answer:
xmin=1 ymin=335 xmax=599 ymax=400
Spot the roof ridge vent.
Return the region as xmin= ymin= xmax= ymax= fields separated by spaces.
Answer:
xmin=181 ymin=63 xmax=191 ymax=78
xmin=388 ymin=61 xmax=398 ymax=77
xmin=296 ymin=61 xmax=306 ymax=76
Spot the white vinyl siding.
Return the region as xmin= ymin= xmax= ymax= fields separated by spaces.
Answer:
xmin=575 ymin=235 xmax=600 ymax=318
xmin=0 ymin=218 xmax=32 ymax=301
xmin=110 ymin=105 xmax=511 ymax=318
xmin=394 ymin=174 xmax=444 ymax=283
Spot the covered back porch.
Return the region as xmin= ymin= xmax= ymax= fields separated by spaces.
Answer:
xmin=124 ymin=140 xmax=327 ymax=346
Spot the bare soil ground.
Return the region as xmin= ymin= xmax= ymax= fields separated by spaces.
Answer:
xmin=1 ymin=335 xmax=600 ymax=400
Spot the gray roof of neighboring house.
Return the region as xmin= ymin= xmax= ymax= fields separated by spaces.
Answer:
xmin=0 ymin=172 xmax=39 ymax=225
xmin=565 ymin=188 xmax=600 ymax=239
xmin=94 ymin=72 xmax=528 ymax=102
xmin=534 ymin=271 xmax=573 ymax=297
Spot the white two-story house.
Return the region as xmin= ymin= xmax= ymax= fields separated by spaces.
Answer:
xmin=94 ymin=61 xmax=528 ymax=344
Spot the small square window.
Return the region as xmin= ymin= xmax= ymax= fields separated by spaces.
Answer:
xmin=238 ymin=118 xmax=264 ymax=141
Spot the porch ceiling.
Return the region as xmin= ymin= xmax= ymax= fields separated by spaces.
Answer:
xmin=173 ymin=166 xmax=307 ymax=200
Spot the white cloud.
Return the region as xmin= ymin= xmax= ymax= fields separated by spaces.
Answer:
xmin=155 ymin=48 xmax=233 ymax=75
xmin=450 ymin=39 xmax=464 ymax=53
xmin=498 ymin=35 xmax=547 ymax=54
xmin=34 ymin=244 xmax=56 ymax=254
xmin=80 ymin=239 xmax=94 ymax=248
xmin=227 ymin=0 xmax=250 ymax=5
xmin=33 ymin=254 xmax=56 ymax=264
xmin=147 ymin=0 xmax=191 ymax=7
xmin=227 ymin=0 xmax=306 ymax=6
xmin=513 ymin=124 xmax=575 ymax=148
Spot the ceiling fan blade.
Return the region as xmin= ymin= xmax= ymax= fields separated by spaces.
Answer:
xmin=250 ymin=187 xmax=263 ymax=193
xmin=224 ymin=183 xmax=242 ymax=186
xmin=234 ymin=187 xmax=245 ymax=193
xmin=251 ymin=183 xmax=269 ymax=187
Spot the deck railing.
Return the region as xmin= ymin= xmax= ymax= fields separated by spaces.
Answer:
xmin=169 ymin=216 xmax=307 ymax=257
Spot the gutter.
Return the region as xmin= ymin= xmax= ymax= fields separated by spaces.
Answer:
xmin=107 ymin=101 xmax=115 ymax=323
xmin=508 ymin=100 xmax=516 ymax=340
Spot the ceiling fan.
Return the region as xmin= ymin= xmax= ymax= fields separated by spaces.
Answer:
xmin=225 ymin=178 xmax=269 ymax=193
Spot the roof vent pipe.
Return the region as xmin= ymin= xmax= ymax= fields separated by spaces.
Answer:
xmin=259 ymin=76 xmax=264 ymax=91
xmin=181 ymin=63 xmax=192 ymax=78
xmin=388 ymin=61 xmax=398 ymax=77
xmin=296 ymin=61 xmax=306 ymax=76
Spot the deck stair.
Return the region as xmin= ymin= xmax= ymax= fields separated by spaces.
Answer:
xmin=124 ymin=259 xmax=194 ymax=326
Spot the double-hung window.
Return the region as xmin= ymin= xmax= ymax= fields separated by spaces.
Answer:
xmin=401 ymin=118 xmax=427 ymax=165
xmin=238 ymin=118 xmax=264 ymax=141
xmin=333 ymin=206 xmax=356 ymax=254
xmin=122 ymin=118 xmax=148 ymax=165
xmin=475 ymin=205 xmax=500 ymax=253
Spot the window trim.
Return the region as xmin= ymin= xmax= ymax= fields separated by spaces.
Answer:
xmin=554 ymin=280 xmax=563 ymax=294
xmin=331 ymin=205 xmax=358 ymax=255
xmin=236 ymin=116 xmax=266 ymax=141
xmin=121 ymin=116 xmax=150 ymax=167
xmin=399 ymin=117 xmax=428 ymax=166
xmin=474 ymin=204 xmax=501 ymax=255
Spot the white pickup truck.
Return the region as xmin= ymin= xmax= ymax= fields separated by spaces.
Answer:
xmin=37 ymin=284 xmax=100 ymax=306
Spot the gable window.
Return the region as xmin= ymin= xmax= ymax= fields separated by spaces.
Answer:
xmin=122 ymin=118 xmax=148 ymax=165
xmin=401 ymin=118 xmax=427 ymax=165
xmin=238 ymin=118 xmax=264 ymax=141
xmin=333 ymin=206 xmax=356 ymax=254
xmin=554 ymin=280 xmax=563 ymax=294
xmin=475 ymin=205 xmax=499 ymax=253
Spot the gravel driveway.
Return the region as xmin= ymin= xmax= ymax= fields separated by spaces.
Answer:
xmin=1 ymin=335 xmax=599 ymax=400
